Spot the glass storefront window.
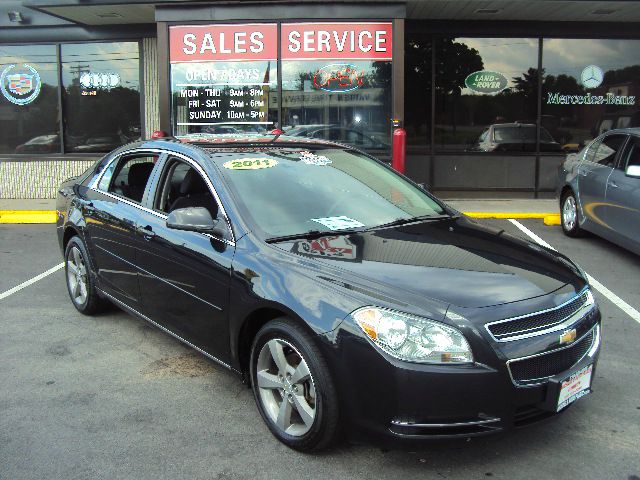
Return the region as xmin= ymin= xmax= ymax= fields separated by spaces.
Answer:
xmin=434 ymin=37 xmax=539 ymax=152
xmin=280 ymin=60 xmax=392 ymax=151
xmin=405 ymin=34 xmax=432 ymax=150
xmin=61 ymin=42 xmax=141 ymax=153
xmin=0 ymin=45 xmax=59 ymax=154
xmin=542 ymin=39 xmax=640 ymax=153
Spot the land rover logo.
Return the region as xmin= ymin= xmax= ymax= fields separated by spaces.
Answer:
xmin=464 ymin=70 xmax=508 ymax=94
xmin=0 ymin=64 xmax=41 ymax=106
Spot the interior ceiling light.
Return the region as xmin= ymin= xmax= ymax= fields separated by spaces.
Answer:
xmin=474 ymin=8 xmax=501 ymax=14
xmin=591 ymin=9 xmax=617 ymax=15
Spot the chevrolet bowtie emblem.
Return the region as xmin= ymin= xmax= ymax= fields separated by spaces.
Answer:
xmin=559 ymin=329 xmax=577 ymax=345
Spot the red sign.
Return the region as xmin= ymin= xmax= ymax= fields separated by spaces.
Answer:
xmin=169 ymin=24 xmax=278 ymax=63
xmin=281 ymin=23 xmax=392 ymax=61
xmin=314 ymin=64 xmax=365 ymax=92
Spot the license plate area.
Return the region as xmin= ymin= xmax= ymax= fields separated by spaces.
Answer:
xmin=556 ymin=364 xmax=593 ymax=412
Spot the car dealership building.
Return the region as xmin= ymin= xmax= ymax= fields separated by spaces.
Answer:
xmin=2 ymin=0 xmax=640 ymax=198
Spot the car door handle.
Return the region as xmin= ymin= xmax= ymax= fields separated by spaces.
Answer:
xmin=608 ymin=181 xmax=619 ymax=188
xmin=137 ymin=225 xmax=156 ymax=240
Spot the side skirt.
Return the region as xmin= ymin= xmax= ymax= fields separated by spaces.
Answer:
xmin=97 ymin=287 xmax=241 ymax=376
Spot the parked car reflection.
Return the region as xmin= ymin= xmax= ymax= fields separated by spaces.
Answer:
xmin=72 ymin=134 xmax=128 ymax=153
xmin=15 ymin=134 xmax=60 ymax=154
xmin=470 ymin=123 xmax=561 ymax=152
xmin=286 ymin=124 xmax=389 ymax=150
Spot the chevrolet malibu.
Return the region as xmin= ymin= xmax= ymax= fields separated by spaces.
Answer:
xmin=57 ymin=134 xmax=601 ymax=451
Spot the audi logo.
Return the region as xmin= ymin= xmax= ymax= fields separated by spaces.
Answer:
xmin=79 ymin=72 xmax=121 ymax=89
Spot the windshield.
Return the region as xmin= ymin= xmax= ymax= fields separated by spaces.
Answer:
xmin=214 ymin=147 xmax=447 ymax=238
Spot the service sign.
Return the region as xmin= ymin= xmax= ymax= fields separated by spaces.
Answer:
xmin=281 ymin=23 xmax=392 ymax=61
xmin=169 ymin=24 xmax=278 ymax=63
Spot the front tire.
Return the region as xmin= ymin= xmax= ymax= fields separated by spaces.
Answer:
xmin=250 ymin=318 xmax=340 ymax=452
xmin=64 ymin=236 xmax=107 ymax=315
xmin=561 ymin=191 xmax=583 ymax=237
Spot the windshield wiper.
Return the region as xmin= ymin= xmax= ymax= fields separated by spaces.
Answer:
xmin=366 ymin=214 xmax=454 ymax=231
xmin=265 ymin=228 xmax=363 ymax=244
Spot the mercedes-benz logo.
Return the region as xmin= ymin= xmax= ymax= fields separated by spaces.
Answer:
xmin=581 ymin=65 xmax=604 ymax=89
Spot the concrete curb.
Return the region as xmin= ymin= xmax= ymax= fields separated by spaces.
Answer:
xmin=0 ymin=210 xmax=562 ymax=225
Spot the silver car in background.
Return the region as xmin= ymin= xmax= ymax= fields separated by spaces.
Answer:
xmin=558 ymin=128 xmax=640 ymax=255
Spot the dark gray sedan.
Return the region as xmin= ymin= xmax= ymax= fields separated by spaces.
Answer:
xmin=558 ymin=128 xmax=640 ymax=255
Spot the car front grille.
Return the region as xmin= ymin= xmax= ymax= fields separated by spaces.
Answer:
xmin=487 ymin=290 xmax=591 ymax=341
xmin=508 ymin=326 xmax=597 ymax=386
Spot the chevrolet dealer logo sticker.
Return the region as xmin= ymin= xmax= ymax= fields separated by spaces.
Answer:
xmin=559 ymin=329 xmax=577 ymax=345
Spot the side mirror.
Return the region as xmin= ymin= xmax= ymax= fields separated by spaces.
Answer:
xmin=626 ymin=165 xmax=640 ymax=178
xmin=167 ymin=207 xmax=227 ymax=238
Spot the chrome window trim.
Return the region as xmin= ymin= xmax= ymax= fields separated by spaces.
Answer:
xmin=485 ymin=288 xmax=594 ymax=342
xmin=506 ymin=323 xmax=600 ymax=387
xmin=98 ymin=287 xmax=237 ymax=373
xmin=88 ymin=147 xmax=236 ymax=246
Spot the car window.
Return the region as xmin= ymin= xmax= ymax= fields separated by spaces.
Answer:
xmin=102 ymin=154 xmax=157 ymax=203
xmin=478 ymin=128 xmax=489 ymax=142
xmin=591 ymin=134 xmax=627 ymax=167
xmin=619 ymin=136 xmax=640 ymax=171
xmin=155 ymin=158 xmax=219 ymax=221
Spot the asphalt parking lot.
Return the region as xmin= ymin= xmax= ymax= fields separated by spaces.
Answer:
xmin=1 ymin=219 xmax=639 ymax=480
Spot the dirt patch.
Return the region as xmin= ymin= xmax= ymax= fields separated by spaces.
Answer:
xmin=141 ymin=352 xmax=218 ymax=379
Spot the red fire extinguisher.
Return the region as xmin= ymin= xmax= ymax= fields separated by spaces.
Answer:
xmin=392 ymin=125 xmax=406 ymax=174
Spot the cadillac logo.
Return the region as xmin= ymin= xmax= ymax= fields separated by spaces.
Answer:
xmin=0 ymin=64 xmax=41 ymax=106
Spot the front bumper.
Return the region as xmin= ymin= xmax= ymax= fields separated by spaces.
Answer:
xmin=323 ymin=317 xmax=601 ymax=447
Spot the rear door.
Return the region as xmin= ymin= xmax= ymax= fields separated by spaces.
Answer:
xmin=135 ymin=154 xmax=235 ymax=358
xmin=605 ymin=135 xmax=640 ymax=248
xmin=84 ymin=151 xmax=162 ymax=307
xmin=577 ymin=133 xmax=627 ymax=229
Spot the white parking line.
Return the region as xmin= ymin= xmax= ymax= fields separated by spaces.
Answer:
xmin=0 ymin=263 xmax=64 ymax=301
xmin=509 ymin=219 xmax=640 ymax=325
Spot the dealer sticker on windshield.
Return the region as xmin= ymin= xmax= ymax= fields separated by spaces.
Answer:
xmin=299 ymin=151 xmax=332 ymax=166
xmin=311 ymin=216 xmax=365 ymax=230
xmin=223 ymin=158 xmax=278 ymax=170
xmin=557 ymin=364 xmax=593 ymax=412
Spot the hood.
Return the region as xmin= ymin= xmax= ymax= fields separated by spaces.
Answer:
xmin=274 ymin=216 xmax=585 ymax=309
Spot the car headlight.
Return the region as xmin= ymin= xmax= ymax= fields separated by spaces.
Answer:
xmin=351 ymin=307 xmax=473 ymax=364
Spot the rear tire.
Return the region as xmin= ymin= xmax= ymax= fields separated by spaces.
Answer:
xmin=250 ymin=318 xmax=340 ymax=452
xmin=64 ymin=236 xmax=107 ymax=315
xmin=561 ymin=191 xmax=583 ymax=237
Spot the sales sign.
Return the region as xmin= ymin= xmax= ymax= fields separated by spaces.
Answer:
xmin=281 ymin=23 xmax=393 ymax=61
xmin=169 ymin=24 xmax=278 ymax=63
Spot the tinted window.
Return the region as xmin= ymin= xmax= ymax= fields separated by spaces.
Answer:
xmin=62 ymin=42 xmax=141 ymax=153
xmin=281 ymin=60 xmax=391 ymax=152
xmin=217 ymin=148 xmax=445 ymax=238
xmin=106 ymin=155 xmax=157 ymax=203
xmin=434 ymin=37 xmax=539 ymax=152
xmin=0 ymin=44 xmax=60 ymax=154
xmin=542 ymin=39 xmax=640 ymax=151
xmin=592 ymin=134 xmax=627 ymax=167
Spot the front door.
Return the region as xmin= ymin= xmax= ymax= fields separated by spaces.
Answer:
xmin=135 ymin=156 xmax=234 ymax=359
xmin=578 ymin=134 xmax=627 ymax=229
xmin=605 ymin=135 xmax=640 ymax=248
xmin=84 ymin=152 xmax=160 ymax=307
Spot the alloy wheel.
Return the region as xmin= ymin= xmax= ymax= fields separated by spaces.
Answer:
xmin=563 ymin=195 xmax=577 ymax=231
xmin=256 ymin=338 xmax=317 ymax=436
xmin=67 ymin=245 xmax=88 ymax=306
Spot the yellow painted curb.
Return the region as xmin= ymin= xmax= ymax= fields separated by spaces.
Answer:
xmin=543 ymin=215 xmax=561 ymax=226
xmin=0 ymin=210 xmax=57 ymax=224
xmin=463 ymin=211 xmax=557 ymax=219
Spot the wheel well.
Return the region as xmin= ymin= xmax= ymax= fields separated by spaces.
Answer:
xmin=237 ymin=307 xmax=298 ymax=380
xmin=560 ymin=186 xmax=574 ymax=200
xmin=63 ymin=226 xmax=79 ymax=251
